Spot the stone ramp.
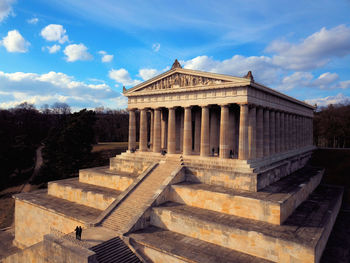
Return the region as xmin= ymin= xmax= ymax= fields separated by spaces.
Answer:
xmin=91 ymin=237 xmax=141 ymax=263
xmin=170 ymin=165 xmax=323 ymax=224
xmin=129 ymin=226 xmax=272 ymax=263
xmin=150 ymin=185 xmax=343 ymax=263
xmin=101 ymin=161 xmax=182 ymax=233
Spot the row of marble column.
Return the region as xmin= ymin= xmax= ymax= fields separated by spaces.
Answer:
xmin=128 ymin=104 xmax=313 ymax=160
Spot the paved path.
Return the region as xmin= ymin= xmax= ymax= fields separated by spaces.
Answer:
xmin=21 ymin=145 xmax=44 ymax=193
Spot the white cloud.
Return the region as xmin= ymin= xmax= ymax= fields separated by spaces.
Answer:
xmin=0 ymin=0 xmax=14 ymax=22
xmin=152 ymin=43 xmax=160 ymax=52
xmin=40 ymin=24 xmax=69 ymax=44
xmin=335 ymin=80 xmax=350 ymax=90
xmin=64 ymin=44 xmax=92 ymax=62
xmin=45 ymin=44 xmax=61 ymax=54
xmin=278 ymin=72 xmax=313 ymax=91
xmin=0 ymin=70 xmax=127 ymax=110
xmin=27 ymin=17 xmax=39 ymax=24
xmin=267 ymin=25 xmax=350 ymax=70
xmin=98 ymin=50 xmax=114 ymax=63
xmin=1 ymin=30 xmax=30 ymax=53
xmin=305 ymin=93 xmax=350 ymax=107
xmin=278 ymin=72 xmax=341 ymax=91
xmin=312 ymin=72 xmax=339 ymax=89
xmin=182 ymin=55 xmax=279 ymax=85
xmin=109 ymin=68 xmax=141 ymax=87
xmin=139 ymin=68 xmax=158 ymax=81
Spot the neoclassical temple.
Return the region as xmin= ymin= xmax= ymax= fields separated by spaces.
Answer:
xmin=125 ymin=60 xmax=314 ymax=162
xmin=7 ymin=60 xmax=342 ymax=263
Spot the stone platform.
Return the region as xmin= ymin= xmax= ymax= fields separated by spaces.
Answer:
xmin=5 ymin=151 xmax=343 ymax=263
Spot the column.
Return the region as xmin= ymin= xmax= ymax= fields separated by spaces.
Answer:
xmin=256 ymin=107 xmax=264 ymax=158
xmin=153 ymin=108 xmax=161 ymax=152
xmin=285 ymin=113 xmax=291 ymax=151
xmin=219 ymin=105 xmax=229 ymax=158
xmin=248 ymin=106 xmax=256 ymax=159
xmin=292 ymin=115 xmax=296 ymax=149
xmin=200 ymin=106 xmax=210 ymax=157
xmin=150 ymin=110 xmax=154 ymax=148
xmin=275 ymin=111 xmax=280 ymax=153
xmin=238 ymin=104 xmax=249 ymax=160
xmin=128 ymin=109 xmax=136 ymax=151
xmin=210 ymin=110 xmax=218 ymax=154
xmin=311 ymin=117 xmax=314 ymax=146
xmin=228 ymin=109 xmax=236 ymax=157
xmin=179 ymin=111 xmax=184 ymax=152
xmin=194 ymin=110 xmax=201 ymax=153
xmin=183 ymin=107 xmax=192 ymax=155
xmin=280 ymin=112 xmax=285 ymax=152
xmin=263 ymin=108 xmax=270 ymax=157
xmin=161 ymin=109 xmax=167 ymax=149
xmin=139 ymin=109 xmax=148 ymax=152
xmin=270 ymin=110 xmax=275 ymax=155
xmin=168 ymin=107 xmax=176 ymax=154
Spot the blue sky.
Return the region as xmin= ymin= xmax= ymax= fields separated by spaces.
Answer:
xmin=0 ymin=0 xmax=350 ymax=110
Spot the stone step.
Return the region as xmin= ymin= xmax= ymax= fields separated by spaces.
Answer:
xmin=129 ymin=226 xmax=272 ymax=263
xmin=90 ymin=237 xmax=141 ymax=263
xmin=48 ymin=178 xmax=122 ymax=210
xmin=170 ymin=166 xmax=323 ymax=224
xmin=79 ymin=166 xmax=137 ymax=191
xmin=101 ymin=161 xmax=182 ymax=233
xmin=13 ymin=190 xmax=102 ymax=248
xmin=150 ymin=185 xmax=343 ymax=263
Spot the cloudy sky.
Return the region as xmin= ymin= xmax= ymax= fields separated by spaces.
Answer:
xmin=0 ymin=0 xmax=349 ymax=110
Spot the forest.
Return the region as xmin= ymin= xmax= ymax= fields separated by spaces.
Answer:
xmin=0 ymin=101 xmax=349 ymax=190
xmin=0 ymin=102 xmax=128 ymax=190
xmin=313 ymin=103 xmax=350 ymax=148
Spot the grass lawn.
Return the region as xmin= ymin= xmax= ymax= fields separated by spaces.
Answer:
xmin=92 ymin=142 xmax=129 ymax=152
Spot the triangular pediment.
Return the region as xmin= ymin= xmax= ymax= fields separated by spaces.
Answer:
xmin=124 ymin=68 xmax=249 ymax=95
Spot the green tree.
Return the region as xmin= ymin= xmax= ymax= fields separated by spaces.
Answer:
xmin=39 ymin=109 xmax=96 ymax=182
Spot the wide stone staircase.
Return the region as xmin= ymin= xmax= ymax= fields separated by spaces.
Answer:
xmin=90 ymin=237 xmax=140 ymax=263
xmin=5 ymin=151 xmax=343 ymax=263
xmin=100 ymin=161 xmax=181 ymax=233
xmin=127 ymin=164 xmax=343 ymax=263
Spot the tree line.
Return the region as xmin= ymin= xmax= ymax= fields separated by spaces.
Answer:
xmin=314 ymin=103 xmax=350 ymax=148
xmin=1 ymin=101 xmax=349 ymax=190
xmin=0 ymin=102 xmax=129 ymax=190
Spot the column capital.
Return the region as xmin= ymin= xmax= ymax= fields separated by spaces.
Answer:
xmin=199 ymin=105 xmax=209 ymax=109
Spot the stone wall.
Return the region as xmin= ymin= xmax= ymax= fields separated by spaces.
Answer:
xmin=110 ymin=157 xmax=153 ymax=174
xmin=14 ymin=199 xmax=87 ymax=248
xmin=43 ymin=234 xmax=97 ymax=263
xmin=48 ymin=180 xmax=115 ymax=210
xmin=3 ymin=241 xmax=45 ymax=263
xmin=79 ymin=168 xmax=134 ymax=191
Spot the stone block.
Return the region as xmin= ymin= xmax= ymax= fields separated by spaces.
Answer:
xmin=150 ymin=185 xmax=343 ymax=263
xmin=171 ymin=166 xmax=323 ymax=224
xmin=48 ymin=178 xmax=120 ymax=210
xmin=79 ymin=166 xmax=135 ymax=191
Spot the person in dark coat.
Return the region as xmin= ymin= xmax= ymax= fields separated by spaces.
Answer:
xmin=74 ymin=226 xmax=79 ymax=240
xmin=78 ymin=226 xmax=82 ymax=240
